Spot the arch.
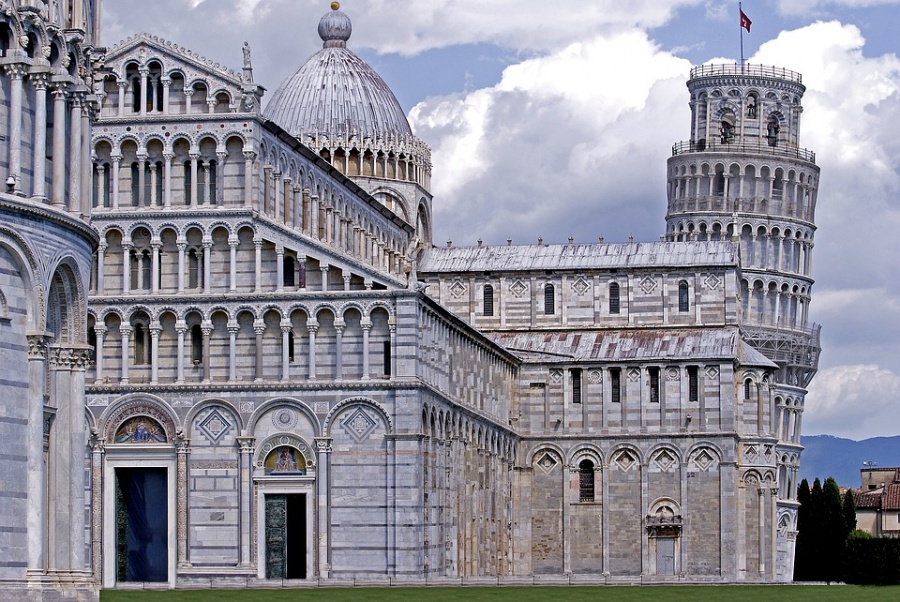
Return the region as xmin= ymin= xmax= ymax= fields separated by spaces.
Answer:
xmin=255 ymin=433 xmax=316 ymax=474
xmin=323 ymin=397 xmax=393 ymax=436
xmin=101 ymin=394 xmax=179 ymax=443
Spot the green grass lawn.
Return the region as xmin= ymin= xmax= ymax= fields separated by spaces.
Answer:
xmin=100 ymin=585 xmax=900 ymax=602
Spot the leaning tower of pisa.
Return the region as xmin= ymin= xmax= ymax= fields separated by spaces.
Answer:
xmin=665 ymin=63 xmax=821 ymax=580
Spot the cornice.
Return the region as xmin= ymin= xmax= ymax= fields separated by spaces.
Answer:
xmin=86 ymin=377 xmax=413 ymax=396
xmin=0 ymin=195 xmax=100 ymax=246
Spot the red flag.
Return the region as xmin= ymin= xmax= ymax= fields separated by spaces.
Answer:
xmin=740 ymin=10 xmax=752 ymax=32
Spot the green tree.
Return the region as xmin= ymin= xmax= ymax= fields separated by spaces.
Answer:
xmin=794 ymin=479 xmax=812 ymax=581
xmin=842 ymin=488 xmax=857 ymax=540
xmin=821 ymin=477 xmax=845 ymax=582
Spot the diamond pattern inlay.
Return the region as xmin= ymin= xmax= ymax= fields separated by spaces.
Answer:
xmin=341 ymin=407 xmax=378 ymax=443
xmin=199 ymin=409 xmax=232 ymax=443
xmin=640 ymin=276 xmax=658 ymax=294
xmin=449 ymin=279 xmax=467 ymax=299
xmin=572 ymin=277 xmax=590 ymax=295
xmin=509 ymin=279 xmax=527 ymax=297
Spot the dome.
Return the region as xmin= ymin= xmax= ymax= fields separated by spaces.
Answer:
xmin=264 ymin=3 xmax=414 ymax=140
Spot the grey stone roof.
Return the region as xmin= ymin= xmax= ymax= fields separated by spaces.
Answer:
xmin=488 ymin=328 xmax=741 ymax=363
xmin=264 ymin=6 xmax=414 ymax=141
xmin=420 ymin=241 xmax=739 ymax=273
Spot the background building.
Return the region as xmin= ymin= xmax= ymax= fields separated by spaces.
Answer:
xmin=0 ymin=1 xmax=101 ymax=600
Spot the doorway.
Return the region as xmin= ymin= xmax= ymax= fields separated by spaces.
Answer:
xmin=115 ymin=467 xmax=168 ymax=582
xmin=656 ymin=537 xmax=676 ymax=575
xmin=265 ymin=494 xmax=307 ymax=579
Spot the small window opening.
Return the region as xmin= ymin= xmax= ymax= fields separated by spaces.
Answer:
xmin=744 ymin=378 xmax=753 ymax=400
xmin=190 ymin=325 xmax=203 ymax=365
xmin=609 ymin=282 xmax=620 ymax=314
xmin=571 ymin=368 xmax=582 ymax=404
xmin=483 ymin=284 xmax=494 ymax=317
xmin=649 ymin=367 xmax=660 ymax=403
xmin=579 ymin=459 xmax=595 ymax=502
xmin=287 ymin=331 xmax=295 ymax=363
xmin=610 ymin=368 xmax=621 ymax=403
xmin=678 ymin=281 xmax=690 ymax=312
xmin=688 ymin=366 xmax=699 ymax=402
xmin=383 ymin=341 xmax=392 ymax=377
xmin=544 ymin=283 xmax=555 ymax=315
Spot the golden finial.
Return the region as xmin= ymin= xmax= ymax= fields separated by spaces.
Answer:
xmin=331 ymin=2 xmax=340 ymax=10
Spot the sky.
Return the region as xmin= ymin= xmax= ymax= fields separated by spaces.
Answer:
xmin=101 ymin=0 xmax=900 ymax=441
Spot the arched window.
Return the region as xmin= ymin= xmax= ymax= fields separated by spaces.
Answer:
xmin=744 ymin=378 xmax=753 ymax=400
xmin=483 ymin=284 xmax=494 ymax=317
xmin=678 ymin=280 xmax=690 ymax=312
xmin=190 ymin=324 xmax=203 ymax=364
xmin=287 ymin=331 xmax=295 ymax=362
xmin=747 ymin=93 xmax=758 ymax=119
xmin=130 ymin=162 xmax=140 ymax=206
xmin=609 ymin=282 xmax=620 ymax=314
xmin=544 ymin=283 xmax=555 ymax=315
xmin=579 ymin=459 xmax=595 ymax=502
xmin=183 ymin=160 xmax=192 ymax=205
xmin=133 ymin=322 xmax=151 ymax=365
xmin=687 ymin=366 xmax=699 ymax=402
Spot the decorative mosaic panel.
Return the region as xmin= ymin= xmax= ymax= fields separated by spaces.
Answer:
xmin=340 ymin=407 xmax=378 ymax=443
xmin=508 ymin=279 xmax=527 ymax=298
xmin=651 ymin=449 xmax=677 ymax=472
xmin=627 ymin=368 xmax=641 ymax=382
xmin=549 ymin=370 xmax=563 ymax=384
xmin=640 ymin=276 xmax=658 ymax=294
xmin=588 ymin=370 xmax=602 ymax=384
xmin=449 ymin=279 xmax=467 ymax=299
xmin=705 ymin=366 xmax=719 ymax=379
xmin=198 ymin=408 xmax=232 ymax=443
xmin=704 ymin=274 xmax=722 ymax=289
xmin=571 ymin=277 xmax=590 ymax=296
xmin=114 ymin=416 xmax=167 ymax=443
xmin=535 ymin=452 xmax=559 ymax=474
xmin=614 ymin=450 xmax=637 ymax=471
xmin=690 ymin=448 xmax=716 ymax=472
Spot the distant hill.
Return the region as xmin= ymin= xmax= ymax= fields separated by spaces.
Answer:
xmin=799 ymin=435 xmax=900 ymax=488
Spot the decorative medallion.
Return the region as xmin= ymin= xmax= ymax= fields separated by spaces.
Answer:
xmin=549 ymin=370 xmax=563 ymax=384
xmin=509 ymin=279 xmax=527 ymax=298
xmin=667 ymin=367 xmax=680 ymax=381
xmin=314 ymin=402 xmax=329 ymax=415
xmin=536 ymin=452 xmax=559 ymax=473
xmin=691 ymin=449 xmax=715 ymax=472
xmin=627 ymin=367 xmax=640 ymax=382
xmin=705 ymin=366 xmax=719 ymax=379
xmin=614 ymin=450 xmax=636 ymax=471
xmin=114 ymin=416 xmax=167 ymax=443
xmin=341 ymin=407 xmax=378 ymax=443
xmin=572 ymin=277 xmax=590 ymax=296
xmin=704 ymin=274 xmax=721 ymax=290
xmin=272 ymin=408 xmax=298 ymax=431
xmin=640 ymin=276 xmax=658 ymax=295
xmin=588 ymin=370 xmax=602 ymax=384
xmin=449 ymin=279 xmax=467 ymax=299
xmin=240 ymin=401 xmax=255 ymax=413
xmin=199 ymin=408 xmax=232 ymax=443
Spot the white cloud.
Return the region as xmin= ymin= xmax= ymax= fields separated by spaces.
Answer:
xmin=410 ymin=30 xmax=691 ymax=245
xmin=805 ymin=365 xmax=900 ymax=439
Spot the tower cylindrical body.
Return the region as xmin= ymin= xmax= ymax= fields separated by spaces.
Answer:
xmin=665 ymin=63 xmax=821 ymax=582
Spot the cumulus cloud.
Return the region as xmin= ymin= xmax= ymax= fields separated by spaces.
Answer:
xmin=805 ymin=365 xmax=900 ymax=439
xmin=777 ymin=0 xmax=900 ymax=17
xmin=410 ymin=31 xmax=691 ymax=245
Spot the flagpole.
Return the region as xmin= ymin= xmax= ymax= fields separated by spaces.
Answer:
xmin=739 ymin=2 xmax=745 ymax=71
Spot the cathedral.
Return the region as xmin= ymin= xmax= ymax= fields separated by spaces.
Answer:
xmin=0 ymin=1 xmax=821 ymax=598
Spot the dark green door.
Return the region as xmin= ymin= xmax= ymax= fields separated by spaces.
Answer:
xmin=265 ymin=494 xmax=307 ymax=579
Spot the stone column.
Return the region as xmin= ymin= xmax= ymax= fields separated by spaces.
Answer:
xmin=227 ymin=325 xmax=239 ymax=381
xmin=248 ymin=239 xmax=261 ymax=295
xmin=5 ymin=64 xmax=25 ymax=193
xmin=292 ymin=184 xmax=302 ymax=229
xmin=149 ymin=162 xmax=158 ymax=207
xmin=51 ymin=85 xmax=68 ymax=206
xmin=95 ymin=165 xmax=106 ymax=209
xmin=184 ymin=88 xmax=194 ymax=114
xmin=93 ymin=326 xmax=107 ymax=384
xmin=96 ymin=242 xmax=107 ymax=293
xmin=81 ymin=103 xmax=92 ymax=215
xmin=361 ymin=319 xmax=371 ymax=380
xmin=310 ymin=195 xmax=319 ymax=239
xmin=228 ymin=239 xmax=238 ymax=291
xmin=175 ymin=322 xmax=187 ymax=383
xmin=216 ymin=151 xmax=227 ymax=206
xmin=281 ymin=323 xmax=292 ymax=382
xmin=117 ymin=81 xmax=127 ymax=115
xmin=176 ymin=434 xmax=190 ymax=568
xmin=243 ymin=151 xmax=255 ymax=207
xmin=31 ymin=73 xmax=49 ymax=200
xmin=333 ymin=320 xmax=344 ymax=380
xmin=342 ymin=270 xmax=351 ymax=292
xmin=262 ymin=165 xmax=272 ymax=215
xmin=189 ymin=152 xmax=200 ymax=207
xmin=177 ymin=242 xmax=186 ymax=293
xmin=320 ymin=265 xmax=329 ymax=292
xmin=275 ymin=246 xmax=285 ymax=292
xmin=315 ymin=437 xmax=333 ymax=578
xmin=111 ymin=153 xmax=121 ymax=209
xmin=237 ymin=437 xmax=255 ymax=567
xmin=207 ymin=98 xmax=216 ymax=115
xmin=122 ymin=243 xmax=132 ymax=295
xmin=203 ymin=241 xmax=212 ymax=294
xmin=163 ymin=152 xmax=174 ymax=208
xmin=120 ymin=326 xmax=132 ymax=384
xmin=283 ymin=178 xmax=293 ymax=224
xmin=68 ymin=93 xmax=83 ymax=212
xmin=202 ymin=322 xmax=213 ymax=382
xmin=307 ymin=321 xmax=318 ymax=379
xmin=89 ymin=435 xmax=104 ymax=580
xmin=273 ymin=170 xmax=282 ymax=222
xmin=161 ymin=77 xmax=171 ymax=113
xmin=253 ymin=321 xmax=265 ymax=381
xmin=150 ymin=324 xmax=162 ymax=384
xmin=25 ymin=335 xmax=49 ymax=571
xmin=151 ymin=242 xmax=161 ymax=293
xmin=302 ymin=187 xmax=310 ymax=233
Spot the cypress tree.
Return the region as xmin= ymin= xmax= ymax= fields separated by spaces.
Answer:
xmin=842 ymin=488 xmax=857 ymax=540
xmin=795 ymin=479 xmax=812 ymax=581
xmin=822 ymin=477 xmax=845 ymax=582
